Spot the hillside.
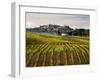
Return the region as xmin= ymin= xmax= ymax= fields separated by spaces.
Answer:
xmin=26 ymin=32 xmax=89 ymax=67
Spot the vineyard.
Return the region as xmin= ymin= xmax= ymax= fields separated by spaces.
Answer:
xmin=26 ymin=32 xmax=89 ymax=67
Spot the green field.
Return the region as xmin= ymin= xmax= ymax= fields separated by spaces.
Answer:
xmin=26 ymin=32 xmax=89 ymax=67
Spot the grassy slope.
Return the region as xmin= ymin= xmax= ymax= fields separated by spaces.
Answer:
xmin=26 ymin=32 xmax=89 ymax=67
xmin=26 ymin=32 xmax=89 ymax=44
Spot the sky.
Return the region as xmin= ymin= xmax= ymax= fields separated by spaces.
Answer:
xmin=26 ymin=12 xmax=90 ymax=29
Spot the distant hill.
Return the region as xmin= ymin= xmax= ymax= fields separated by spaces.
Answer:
xmin=26 ymin=24 xmax=89 ymax=36
xmin=26 ymin=24 xmax=73 ymax=34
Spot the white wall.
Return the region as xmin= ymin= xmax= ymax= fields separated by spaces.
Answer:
xmin=0 ymin=0 xmax=100 ymax=80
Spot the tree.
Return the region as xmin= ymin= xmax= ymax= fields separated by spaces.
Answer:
xmin=57 ymin=30 xmax=61 ymax=35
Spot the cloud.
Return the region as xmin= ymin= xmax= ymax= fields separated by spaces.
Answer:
xmin=26 ymin=12 xmax=89 ymax=29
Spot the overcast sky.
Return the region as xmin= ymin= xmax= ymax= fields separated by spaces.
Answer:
xmin=26 ymin=12 xmax=89 ymax=29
